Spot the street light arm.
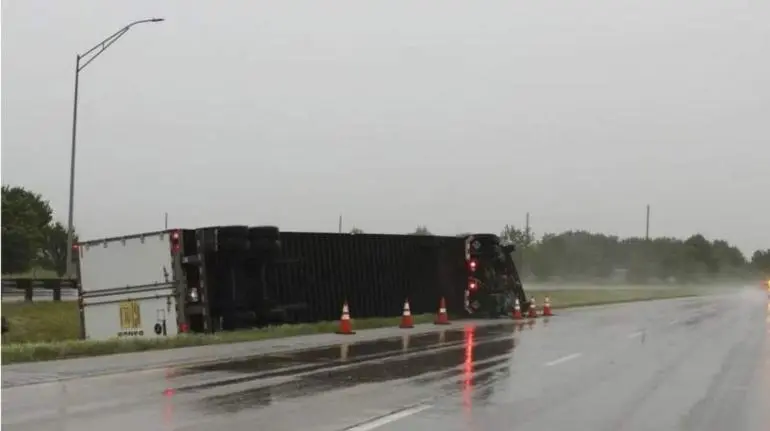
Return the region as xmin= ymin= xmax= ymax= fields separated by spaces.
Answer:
xmin=77 ymin=18 xmax=164 ymax=72
xmin=64 ymin=16 xmax=164 ymax=284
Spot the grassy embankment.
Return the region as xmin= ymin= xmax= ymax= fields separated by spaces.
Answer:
xmin=1 ymin=287 xmax=699 ymax=364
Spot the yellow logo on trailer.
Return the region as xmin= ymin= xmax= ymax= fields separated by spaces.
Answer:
xmin=118 ymin=300 xmax=144 ymax=337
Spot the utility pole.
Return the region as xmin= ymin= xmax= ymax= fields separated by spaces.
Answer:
xmin=64 ymin=18 xmax=165 ymax=278
xmin=164 ymin=212 xmax=168 ymax=230
xmin=338 ymin=215 xmax=343 ymax=233
xmin=645 ymin=205 xmax=650 ymax=241
xmin=522 ymin=212 xmax=531 ymax=274
xmin=525 ymin=212 xmax=531 ymax=244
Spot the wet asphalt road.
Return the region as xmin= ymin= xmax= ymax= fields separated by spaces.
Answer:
xmin=3 ymin=288 xmax=769 ymax=431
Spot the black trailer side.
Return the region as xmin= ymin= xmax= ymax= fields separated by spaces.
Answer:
xmin=255 ymin=232 xmax=469 ymax=323
xmin=185 ymin=226 xmax=528 ymax=333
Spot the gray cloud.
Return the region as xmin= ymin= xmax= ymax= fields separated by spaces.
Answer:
xmin=2 ymin=0 xmax=768 ymax=254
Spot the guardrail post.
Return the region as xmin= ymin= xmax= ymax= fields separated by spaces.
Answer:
xmin=18 ymin=279 xmax=33 ymax=302
xmin=42 ymin=279 xmax=60 ymax=301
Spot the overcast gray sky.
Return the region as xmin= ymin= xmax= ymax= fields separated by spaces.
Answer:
xmin=2 ymin=0 xmax=768 ymax=254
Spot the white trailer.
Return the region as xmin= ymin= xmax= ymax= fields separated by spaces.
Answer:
xmin=75 ymin=230 xmax=185 ymax=340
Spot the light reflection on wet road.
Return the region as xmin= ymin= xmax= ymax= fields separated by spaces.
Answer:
xmin=3 ymin=288 xmax=768 ymax=431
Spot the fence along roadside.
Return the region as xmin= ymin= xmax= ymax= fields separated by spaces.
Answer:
xmin=1 ymin=279 xmax=77 ymax=302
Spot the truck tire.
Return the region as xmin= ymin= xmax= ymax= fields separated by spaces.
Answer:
xmin=249 ymin=226 xmax=281 ymax=253
xmin=501 ymin=291 xmax=516 ymax=318
xmin=249 ymin=226 xmax=280 ymax=240
xmin=217 ymin=225 xmax=251 ymax=252
xmin=489 ymin=294 xmax=505 ymax=318
xmin=218 ymin=225 xmax=250 ymax=238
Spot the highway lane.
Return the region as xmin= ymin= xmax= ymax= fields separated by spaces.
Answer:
xmin=2 ymin=288 xmax=768 ymax=431
xmin=372 ymin=287 xmax=770 ymax=431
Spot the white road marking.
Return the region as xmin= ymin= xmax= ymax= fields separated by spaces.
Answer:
xmin=628 ymin=331 xmax=644 ymax=339
xmin=345 ymin=404 xmax=432 ymax=431
xmin=544 ymin=352 xmax=582 ymax=367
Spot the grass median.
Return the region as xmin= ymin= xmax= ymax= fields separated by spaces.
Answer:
xmin=1 ymin=286 xmax=701 ymax=364
xmin=536 ymin=287 xmax=701 ymax=309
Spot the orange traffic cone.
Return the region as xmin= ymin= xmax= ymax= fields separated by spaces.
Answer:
xmin=434 ymin=297 xmax=451 ymax=325
xmin=336 ymin=301 xmax=355 ymax=335
xmin=399 ymin=299 xmax=414 ymax=329
xmin=543 ymin=296 xmax=553 ymax=317
xmin=512 ymin=298 xmax=523 ymax=320
xmin=527 ymin=297 xmax=538 ymax=318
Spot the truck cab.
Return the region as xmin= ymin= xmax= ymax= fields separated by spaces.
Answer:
xmin=463 ymin=234 xmax=528 ymax=317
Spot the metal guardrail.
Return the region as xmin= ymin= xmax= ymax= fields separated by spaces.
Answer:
xmin=1 ymin=279 xmax=78 ymax=302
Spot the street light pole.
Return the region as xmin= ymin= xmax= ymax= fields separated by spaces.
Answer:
xmin=65 ymin=18 xmax=165 ymax=278
xmin=66 ymin=55 xmax=81 ymax=280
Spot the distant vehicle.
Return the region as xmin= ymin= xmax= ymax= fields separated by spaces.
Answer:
xmin=74 ymin=226 xmax=528 ymax=340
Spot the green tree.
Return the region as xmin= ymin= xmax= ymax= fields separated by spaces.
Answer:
xmin=1 ymin=185 xmax=54 ymax=274
xmin=38 ymin=222 xmax=76 ymax=277
xmin=500 ymin=224 xmax=538 ymax=277
xmin=711 ymin=240 xmax=746 ymax=268
xmin=752 ymin=249 xmax=770 ymax=274
xmin=500 ymin=224 xmax=532 ymax=247
xmin=528 ymin=234 xmax=560 ymax=280
xmin=413 ymin=225 xmax=432 ymax=235
xmin=653 ymin=237 xmax=689 ymax=281
xmin=350 ymin=227 xmax=364 ymax=234
xmin=684 ymin=234 xmax=718 ymax=274
xmin=519 ymin=228 xmax=749 ymax=284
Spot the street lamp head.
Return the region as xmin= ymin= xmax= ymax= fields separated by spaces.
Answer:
xmin=150 ymin=18 xmax=165 ymax=22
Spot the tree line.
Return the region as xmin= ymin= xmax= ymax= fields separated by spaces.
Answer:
xmin=4 ymin=185 xmax=768 ymax=282
xmin=2 ymin=185 xmax=76 ymax=277
xmin=402 ymin=224 xmax=768 ymax=284
xmin=499 ymin=225 xmax=769 ymax=283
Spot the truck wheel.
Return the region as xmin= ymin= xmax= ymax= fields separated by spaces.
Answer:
xmin=501 ymin=291 xmax=515 ymax=317
xmin=249 ymin=226 xmax=279 ymax=240
xmin=217 ymin=226 xmax=251 ymax=252
xmin=218 ymin=225 xmax=250 ymax=239
xmin=249 ymin=226 xmax=281 ymax=253
xmin=494 ymin=297 xmax=507 ymax=318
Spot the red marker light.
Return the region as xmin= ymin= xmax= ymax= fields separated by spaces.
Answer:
xmin=469 ymin=260 xmax=477 ymax=271
xmin=469 ymin=281 xmax=478 ymax=290
xmin=170 ymin=230 xmax=181 ymax=254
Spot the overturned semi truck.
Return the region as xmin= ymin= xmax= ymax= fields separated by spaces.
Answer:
xmin=73 ymin=226 xmax=528 ymax=340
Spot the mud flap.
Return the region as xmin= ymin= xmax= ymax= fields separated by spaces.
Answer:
xmin=480 ymin=293 xmax=509 ymax=318
xmin=493 ymin=292 xmax=514 ymax=318
xmin=466 ymin=291 xmax=514 ymax=318
xmin=500 ymin=291 xmax=514 ymax=317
